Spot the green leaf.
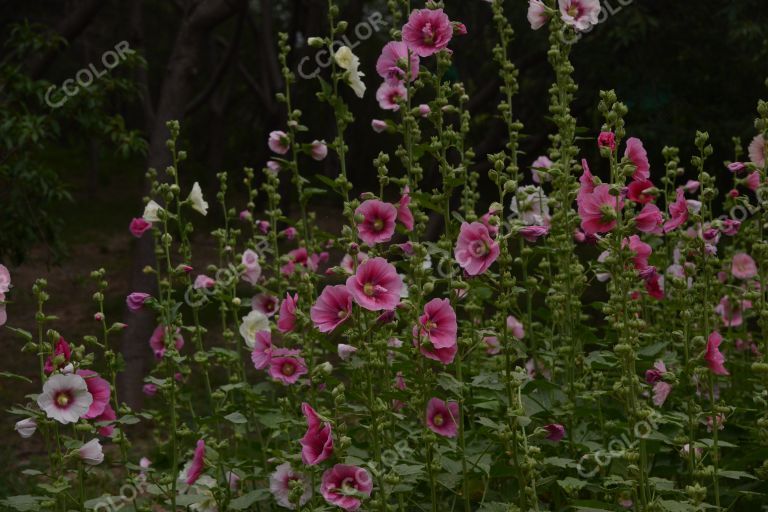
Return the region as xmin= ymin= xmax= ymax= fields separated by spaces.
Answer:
xmin=719 ymin=470 xmax=757 ymax=480
xmin=224 ymin=412 xmax=248 ymax=424
xmin=557 ymin=476 xmax=588 ymax=492
xmin=229 ymin=489 xmax=270 ymax=509
xmin=0 ymin=371 xmax=32 ymax=383
xmin=0 ymin=495 xmax=47 ymax=511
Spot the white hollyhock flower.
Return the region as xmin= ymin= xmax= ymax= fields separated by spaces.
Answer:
xmin=142 ymin=200 xmax=163 ymax=222
xmin=79 ymin=438 xmax=104 ymax=465
xmin=188 ymin=182 xmax=209 ymax=216
xmin=14 ymin=418 xmax=37 ymax=438
xmin=559 ymin=0 xmax=601 ymax=32
xmin=37 ymin=374 xmax=93 ymax=424
xmin=510 ymin=185 xmax=550 ymax=226
xmin=241 ymin=249 xmax=262 ymax=286
xmin=239 ymin=310 xmax=270 ymax=348
xmin=334 ymin=46 xmax=366 ymax=98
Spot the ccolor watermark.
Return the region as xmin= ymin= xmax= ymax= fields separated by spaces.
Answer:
xmin=559 ymin=0 xmax=635 ymax=45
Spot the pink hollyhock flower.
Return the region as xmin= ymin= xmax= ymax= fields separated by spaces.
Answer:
xmin=624 ymin=137 xmax=650 ymax=181
xmin=732 ymin=252 xmax=757 ymax=280
xmin=355 ymin=199 xmax=397 ymax=245
xmin=627 ymin=179 xmax=655 ymax=204
xmin=148 ymin=325 xmax=184 ymax=359
xmin=635 ymin=203 xmax=663 ymax=234
xmin=255 ymin=220 xmax=270 ymax=233
xmin=346 ymin=257 xmax=403 ymax=311
xmin=340 ymin=252 xmax=368 ymax=274
xmin=749 ymin=134 xmax=765 ymax=167
xmin=530 ymin=155 xmax=553 ymax=184
xmin=452 ymin=22 xmax=467 ymax=36
xmin=426 ymin=397 xmax=459 ymax=437
xmin=544 ymin=423 xmax=565 ymax=442
xmin=653 ymin=381 xmax=672 ymax=407
xmin=371 ymin=119 xmax=388 ymax=133
xmin=663 ymin=188 xmax=688 ymax=233
xmin=0 ymin=293 xmax=7 ymax=327
xmin=250 ymin=331 xmax=273 ymax=370
xmin=268 ymin=349 xmax=308 ymax=385
xmin=142 ymin=383 xmax=158 ymax=396
xmin=394 ymin=370 xmax=407 ymax=390
xmin=300 ymin=403 xmax=334 ymax=465
xmin=577 ymin=159 xmax=596 ymax=205
xmin=310 ymin=140 xmax=328 ymax=161
xmin=417 ymin=338 xmax=458 ymax=365
xmin=241 ymin=249 xmax=262 ymax=286
xmin=715 ymin=296 xmax=752 ymax=327
xmin=76 ymin=370 xmax=111 ymax=419
xmin=396 ymin=187 xmax=414 ymax=231
xmin=705 ymin=331 xmax=729 ymax=376
xmin=526 ymin=358 xmax=552 ymax=380
xmin=268 ymin=130 xmax=289 ymax=155
xmin=277 ymin=293 xmax=298 ymax=333
xmin=185 ymin=439 xmax=206 ymax=485
xmin=337 ymin=344 xmax=357 ymax=360
xmin=129 ymin=217 xmax=152 ymax=238
xmin=239 ymin=210 xmax=252 ymax=221
xmin=79 ymin=438 xmax=104 ymax=465
xmin=126 ymin=292 xmax=151 ymax=311
xmin=252 ymin=293 xmax=279 ymax=317
xmin=418 ymin=104 xmax=431 ymax=117
xmin=193 ymin=274 xmax=215 ymax=290
xmin=270 ymin=463 xmax=311 ymax=509
xmin=376 ymin=41 xmax=419 ymax=82
xmin=14 ymin=418 xmax=37 ymax=438
xmin=507 ymin=315 xmax=525 ymax=339
xmin=626 ymin=235 xmax=652 ymax=270
xmin=37 ymin=373 xmax=93 ymax=424
xmin=311 ymin=285 xmax=352 ymax=333
xmin=721 ymin=219 xmax=741 ymax=236
xmin=282 ymin=226 xmax=298 ymax=240
xmin=483 ymin=336 xmax=501 ymax=355
xmin=645 ymin=360 xmax=666 ymax=384
xmin=416 ymin=298 xmax=457 ymax=349
xmin=578 ymin=184 xmax=623 ymax=234
xmin=44 ymin=337 xmax=72 ymax=374
xmin=597 ymin=131 xmax=616 ymax=151
xmin=684 ymin=180 xmax=700 ymax=193
xmin=519 ymin=225 xmax=549 ymax=243
xmin=745 ymin=171 xmax=760 ymax=191
xmin=558 ymin=0 xmax=601 ymax=31
xmin=706 ymin=413 xmax=726 ymax=432
xmin=266 ymin=160 xmax=281 ymax=173
xmin=94 ymin=403 xmax=116 ymax=436
xmin=376 ymin=81 xmax=407 ymax=111
xmin=454 ymin=222 xmax=500 ymax=275
xmin=402 ymin=8 xmax=453 ymax=57
xmin=320 ymin=464 xmax=373 ymax=511
xmin=527 ymin=0 xmax=550 ymax=30
xmin=644 ymin=270 xmax=665 ymax=300
xmin=728 ymin=161 xmax=746 ymax=173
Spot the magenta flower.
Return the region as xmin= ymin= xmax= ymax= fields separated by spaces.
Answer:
xmin=732 ymin=252 xmax=757 ymax=280
xmin=577 ymin=158 xmax=596 ymax=205
xmin=300 ymin=403 xmax=334 ymax=465
xmin=346 ymin=257 xmax=403 ymax=311
xmin=558 ymin=0 xmax=601 ymax=32
xmin=544 ymin=423 xmax=566 ymax=442
xmin=355 ymin=199 xmax=397 ymax=246
xmin=624 ymin=137 xmax=650 ymax=181
xmin=252 ymin=293 xmax=279 ymax=317
xmin=376 ymin=81 xmax=407 ymax=111
xmin=417 ymin=338 xmax=458 ymax=365
xmin=376 ymin=41 xmax=419 ymax=82
xmin=749 ymin=133 xmax=765 ymax=167
xmin=627 ymin=179 xmax=655 ymax=204
xmin=282 ymin=226 xmax=298 ymax=240
xmin=402 ymin=8 xmax=453 ymax=57
xmin=745 ymin=171 xmax=760 ymax=191
xmin=645 ymin=360 xmax=666 ymax=384
xmin=721 ymin=219 xmax=741 ymax=236
xmin=626 ymin=235 xmax=652 ymax=271
xmin=250 ymin=331 xmax=273 ymax=370
xmin=148 ymin=325 xmax=184 ymax=360
xmin=129 ymin=217 xmax=152 ymax=238
xmin=425 ymin=397 xmax=459 ymax=438
xmin=705 ymin=331 xmax=729 ymax=376
xmin=663 ymin=188 xmax=688 ymax=233
xmin=527 ymin=0 xmax=550 ymax=30
xmin=597 ymin=131 xmax=616 ymax=151
xmin=311 ymin=285 xmax=352 ymax=333
xmin=37 ymin=373 xmax=93 ymax=424
xmin=320 ymin=464 xmax=373 ymax=511
xmin=270 ymin=463 xmax=311 ymax=509
xmin=454 ymin=222 xmax=500 ymax=275
xmin=76 ymin=370 xmax=111 ymax=419
xmin=416 ymin=298 xmax=457 ymax=349
xmin=268 ymin=348 xmax=308 ymax=385
xmin=126 ymin=292 xmax=151 ymax=312
xmin=277 ymin=293 xmax=298 ymax=333
xmin=268 ymin=130 xmax=289 ymax=155
xmin=578 ymin=184 xmax=623 ymax=235
xmin=94 ymin=403 xmax=116 ymax=437
xmin=396 ymin=187 xmax=414 ymax=231
xmin=44 ymin=337 xmax=72 ymax=374
xmin=635 ymin=203 xmax=663 ymax=234
xmin=142 ymin=383 xmax=158 ymax=396
xmin=185 ymin=439 xmax=206 ymax=485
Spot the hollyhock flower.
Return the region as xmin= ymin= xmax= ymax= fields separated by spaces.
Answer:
xmin=507 ymin=315 xmax=525 ymax=339
xmin=418 ymin=104 xmax=431 ymax=117
xmin=577 ymin=159 xmax=596 ymax=207
xmin=510 ymin=185 xmax=550 ymax=226
xmin=310 ymin=140 xmax=328 ymax=161
xmin=142 ymin=200 xmax=163 ymax=222
xmin=187 ymin=182 xmax=208 ymax=216
xmin=149 ymin=325 xmax=184 ymax=359
xmin=579 ymin=184 xmax=623 ymax=234
xmin=663 ymin=188 xmax=688 ymax=233
xmin=79 ymin=438 xmax=104 ymax=465
xmin=402 ymin=8 xmax=453 ymax=57
xmin=355 ymin=199 xmax=397 ymax=245
xmin=255 ymin=220 xmax=270 ymax=234
xmin=684 ymin=180 xmax=700 ymax=193
xmin=635 ymin=203 xmax=663 ymax=234
xmin=597 ymin=131 xmax=616 ymax=151
xmin=126 ymin=292 xmax=151 ymax=311
xmin=527 ymin=0 xmax=550 ymax=30
xmin=44 ymin=337 xmax=72 ymax=374
xmin=530 ymin=155 xmax=553 ymax=184
xmin=681 ymin=444 xmax=703 ymax=459
xmin=0 ymin=265 xmax=9 ymax=294
xmin=416 ymin=299 xmax=457 ymax=349
xmin=721 ymin=219 xmax=741 ymax=236
xmin=241 ymin=249 xmax=262 ymax=286
xmin=644 ymin=271 xmax=665 ymax=300
xmin=340 ymin=252 xmax=368 ymax=274
xmin=653 ymin=381 xmax=672 ymax=407
xmin=185 ymin=439 xmax=206 ymax=485
xmin=745 ymin=171 xmax=760 ymax=191
xmin=627 ymin=179 xmax=655 ymax=204
xmin=77 ymin=370 xmax=111 ymax=419
xmin=483 ymin=336 xmax=501 ymax=355
xmin=277 ymin=293 xmax=298 ymax=333
xmin=396 ymin=187 xmax=414 ymax=231
xmin=94 ymin=403 xmax=116 ymax=437
xmin=526 ymin=358 xmax=552 ymax=380
xmin=519 ymin=225 xmax=549 ymax=243
xmin=334 ymin=46 xmax=366 ymax=98
xmin=732 ymin=253 xmax=757 ymax=280
xmin=454 ymin=222 xmax=500 ymax=275
xmin=193 ymin=274 xmax=215 ymax=290
xmin=728 ymin=161 xmax=746 ymax=173
xmin=686 ymin=199 xmax=702 ymax=215
xmin=626 ymin=235 xmax=652 ymax=270
xmin=300 ymin=403 xmax=334 ymax=465
xmin=346 ymin=257 xmax=403 ymax=311
xmin=311 ymin=285 xmax=352 ymax=333
xmin=280 ymin=226 xmax=297 ymax=240
xmin=376 ymin=81 xmax=407 ymax=111
xmin=142 ymin=383 xmax=158 ymax=396
xmin=239 ymin=310 xmax=270 ymax=348
xmin=715 ymin=296 xmax=752 ymax=327
xmin=371 ymin=119 xmax=387 ymax=133
xmin=705 ymin=331 xmax=729 ymax=376
xmin=250 ymin=331 xmax=273 ymax=370
xmin=252 ymin=293 xmax=279 ymax=317
xmin=239 ymin=210 xmax=252 ymax=222
xmin=129 ymin=217 xmax=152 ymax=238
xmin=14 ymin=418 xmax=37 ymax=438
xmin=337 ymin=344 xmax=357 ymax=360
xmin=749 ymin=134 xmax=765 ymax=167
xmin=426 ymin=397 xmax=459 ymax=438
xmin=269 ymin=349 xmax=308 ymax=385
xmin=0 ymin=293 xmax=7 ymax=327
xmin=418 ymin=339 xmax=458 ymax=365
xmin=624 ymin=137 xmax=650 ymax=180
xmin=706 ymin=413 xmax=726 ymax=432
xmin=544 ymin=423 xmax=565 ymax=442
xmin=376 ymin=41 xmax=419 ymax=82
xmin=282 ymin=247 xmax=318 ymax=275
xmin=270 ymin=463 xmax=312 ymax=509
xmin=37 ymin=373 xmax=93 ymax=424
xmin=558 ymin=0 xmax=601 ymax=31
xmin=266 ymin=160 xmax=281 ymax=173
xmin=320 ymin=464 xmax=373 ymax=511
xmin=645 ymin=360 xmax=666 ymax=384
xmin=268 ymin=130 xmax=289 ymax=154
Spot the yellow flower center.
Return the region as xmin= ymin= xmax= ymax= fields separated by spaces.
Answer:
xmin=363 ymin=283 xmax=376 ymax=296
xmin=282 ymin=362 xmax=295 ymax=376
xmin=433 ymin=413 xmax=444 ymax=426
xmin=56 ymin=393 xmax=70 ymax=407
xmin=373 ymin=219 xmax=384 ymax=231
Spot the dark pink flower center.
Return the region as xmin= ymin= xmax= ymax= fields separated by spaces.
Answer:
xmin=282 ymin=362 xmax=296 ymax=376
xmin=421 ymin=22 xmax=435 ymax=44
xmin=363 ymin=282 xmax=376 ymax=296
xmin=469 ymin=239 xmax=488 ymax=258
xmin=54 ymin=390 xmax=73 ymax=409
xmin=567 ymin=3 xmax=584 ymax=18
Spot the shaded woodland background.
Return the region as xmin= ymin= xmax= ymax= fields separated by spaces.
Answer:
xmin=1 ymin=0 xmax=767 ymax=492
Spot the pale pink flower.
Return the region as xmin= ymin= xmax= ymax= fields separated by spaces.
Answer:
xmin=79 ymin=438 xmax=104 ymax=465
xmin=310 ymin=140 xmax=328 ymax=161
xmin=340 ymin=252 xmax=368 ymax=274
xmin=77 ymin=370 xmax=111 ymax=419
xmin=527 ymin=0 xmax=550 ymax=30
xmin=37 ymin=373 xmax=93 ymax=424
xmin=0 ymin=292 xmax=6 ymax=327
xmin=402 ymin=8 xmax=453 ymax=57
xmin=653 ymin=382 xmax=672 ymax=407
xmin=129 ymin=217 xmax=152 ymax=238
xmin=426 ymin=397 xmax=459 ymax=437
xmin=371 ymin=119 xmax=388 ymax=133
xmin=705 ymin=331 xmax=729 ymax=376
xmin=193 ymin=274 xmax=215 ymax=290
xmin=142 ymin=383 xmax=158 ymax=396
xmin=267 ymin=160 xmax=281 ymax=173
xmin=558 ymin=0 xmax=601 ymax=31
xmin=684 ymin=180 xmax=700 ymax=193
xmin=749 ymin=134 xmax=765 ymax=167
xmin=337 ymin=344 xmax=357 ymax=360
xmin=416 ymin=298 xmax=457 ymax=348
xmin=507 ymin=315 xmax=525 ymax=339
xmin=311 ymin=285 xmax=352 ymax=333
xmin=578 ymin=184 xmax=623 ymax=235
xmin=418 ymin=104 xmax=431 ymax=117
xmin=14 ymin=418 xmax=37 ymax=438
xmin=635 ymin=203 xmax=663 ymax=234
xmin=268 ymin=349 xmax=308 ymax=385
xmin=268 ymin=130 xmax=289 ymax=155
xmin=355 ymin=199 xmax=397 ymax=245
xmin=376 ymin=41 xmax=419 ymax=82
xmin=732 ymin=252 xmax=757 ymax=280
xmin=346 ymin=257 xmax=403 ymax=311
xmin=250 ymin=331 xmax=273 ymax=370
xmin=126 ymin=292 xmax=151 ymax=311
xmin=745 ymin=171 xmax=760 ymax=191
xmin=300 ymin=403 xmax=334 ymax=465
xmin=715 ymin=296 xmax=752 ymax=327
xmin=396 ymin=187 xmax=414 ymax=231
xmin=530 ymin=155 xmax=553 ymax=184
xmin=721 ymin=219 xmax=741 ymax=236
xmin=270 ymin=463 xmax=311 ymax=509
xmin=624 ymin=137 xmax=650 ymax=180
xmin=663 ymin=188 xmax=688 ymax=233
xmin=544 ymin=423 xmax=565 ymax=442
xmin=320 ymin=464 xmax=373 ymax=511
xmin=376 ymin=81 xmax=407 ymax=111
xmin=148 ymin=325 xmax=184 ymax=359
xmin=241 ymin=249 xmax=262 ymax=286
xmin=519 ymin=225 xmax=549 ymax=243
xmin=483 ymin=336 xmax=500 ymax=355
xmin=252 ymin=293 xmax=279 ymax=317
xmin=277 ymin=293 xmax=299 ymax=333
xmin=454 ymin=222 xmax=500 ymax=275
